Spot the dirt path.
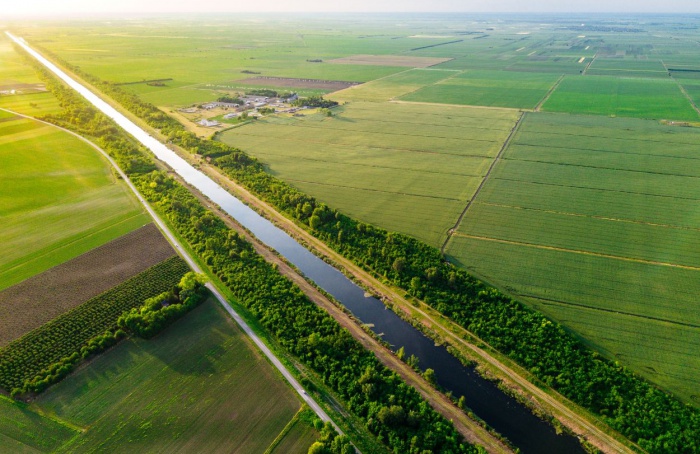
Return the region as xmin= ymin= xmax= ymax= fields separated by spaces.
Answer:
xmin=440 ymin=111 xmax=525 ymax=253
xmin=534 ymin=75 xmax=564 ymax=111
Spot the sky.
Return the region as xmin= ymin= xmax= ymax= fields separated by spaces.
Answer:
xmin=3 ymin=0 xmax=700 ymax=16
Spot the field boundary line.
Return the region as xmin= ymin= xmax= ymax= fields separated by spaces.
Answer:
xmin=247 ymin=118 xmax=507 ymax=142
xmin=452 ymin=232 xmax=700 ymax=272
xmin=390 ymin=69 xmax=465 ymax=101
xmin=503 ymin=156 xmax=700 ymax=179
xmin=0 ymin=210 xmax=144 ymax=276
xmin=285 ymin=178 xmax=463 ymax=201
xmin=523 ymin=295 xmax=700 ymax=330
xmin=0 ymin=101 xmax=342 ymax=437
xmin=478 ymin=201 xmax=700 ymax=233
xmin=248 ymin=134 xmax=495 ymax=158
xmin=263 ymin=406 xmax=305 ymax=454
xmin=667 ymin=72 xmax=700 ymax=117
xmin=514 ymin=140 xmax=700 ymax=161
xmin=492 ymin=176 xmax=700 ymax=203
xmin=391 ymin=99 xmax=525 ymax=112
xmin=441 ymin=111 xmax=526 ymax=253
xmin=582 ymin=52 xmax=598 ymax=75
xmin=534 ymin=74 xmax=564 ymax=111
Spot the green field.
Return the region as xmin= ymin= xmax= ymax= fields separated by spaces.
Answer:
xmin=542 ymin=75 xmax=699 ymax=120
xmin=330 ymin=68 xmax=457 ymax=102
xmin=221 ymin=101 xmax=518 ymax=246
xmin=446 ymin=112 xmax=700 ymax=403
xmin=400 ymin=70 xmax=561 ymax=109
xmin=0 ymin=37 xmax=62 ymax=117
xmin=0 ymin=299 xmax=308 ymax=452
xmin=0 ymin=116 xmax=148 ymax=290
xmin=586 ymin=57 xmax=669 ymax=78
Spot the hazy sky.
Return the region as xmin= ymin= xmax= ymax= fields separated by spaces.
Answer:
xmin=3 ymin=0 xmax=700 ymax=16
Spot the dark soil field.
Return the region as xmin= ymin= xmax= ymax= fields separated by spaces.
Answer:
xmin=0 ymin=223 xmax=175 ymax=346
xmin=236 ymin=76 xmax=360 ymax=91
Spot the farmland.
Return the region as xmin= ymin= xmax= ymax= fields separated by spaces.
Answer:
xmin=327 ymin=54 xmax=452 ymax=67
xmin=329 ymin=68 xmax=457 ymax=102
xmin=0 ymin=115 xmax=149 ymax=290
xmin=541 ymin=75 xmax=700 ymax=121
xmin=401 ymin=70 xmax=561 ymax=109
xmin=9 ymin=13 xmax=700 ymax=452
xmin=0 ymin=256 xmax=190 ymax=393
xmin=0 ymin=224 xmax=175 ymax=347
xmin=0 ymin=299 xmax=308 ymax=453
xmin=445 ymin=112 xmax=700 ymax=403
xmin=0 ymin=37 xmax=62 ymax=116
xmin=221 ymin=101 xmax=519 ymax=246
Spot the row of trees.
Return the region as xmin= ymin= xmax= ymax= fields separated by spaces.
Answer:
xmin=28 ymin=44 xmax=700 ymax=453
xmin=117 ymin=272 xmax=207 ymax=338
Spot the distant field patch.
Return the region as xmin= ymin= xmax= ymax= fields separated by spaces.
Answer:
xmin=0 ymin=83 xmax=46 ymax=94
xmin=33 ymin=299 xmax=303 ymax=453
xmin=446 ymin=112 xmax=700 ymax=403
xmin=0 ymin=224 xmax=174 ymax=347
xmin=0 ymin=116 xmax=148 ymax=289
xmin=542 ymin=75 xmax=699 ymax=120
xmin=328 ymin=54 xmax=452 ymax=68
xmin=236 ymin=76 xmax=359 ymax=91
xmin=220 ymin=101 xmax=518 ymax=246
xmin=586 ymin=58 xmax=668 ymax=78
xmin=329 ymin=68 xmax=455 ymax=102
xmin=400 ymin=70 xmax=561 ymax=109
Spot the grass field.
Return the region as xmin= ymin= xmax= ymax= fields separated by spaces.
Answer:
xmin=0 ymin=115 xmax=149 ymax=290
xmin=329 ymin=69 xmax=456 ymax=102
xmin=400 ymin=70 xmax=561 ymax=109
xmin=586 ymin=58 xmax=669 ymax=78
xmin=0 ymin=37 xmax=62 ymax=117
xmin=446 ymin=112 xmax=700 ymax=404
xmin=221 ymin=101 xmax=518 ymax=246
xmin=0 ymin=299 xmax=307 ymax=453
xmin=542 ymin=75 xmax=700 ymax=121
xmin=0 ymin=395 xmax=79 ymax=453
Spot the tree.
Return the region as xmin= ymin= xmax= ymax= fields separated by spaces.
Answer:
xmin=424 ymin=368 xmax=436 ymax=385
xmin=308 ymin=442 xmax=329 ymax=454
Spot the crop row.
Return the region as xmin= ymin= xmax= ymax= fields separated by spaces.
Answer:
xmin=0 ymin=256 xmax=189 ymax=392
